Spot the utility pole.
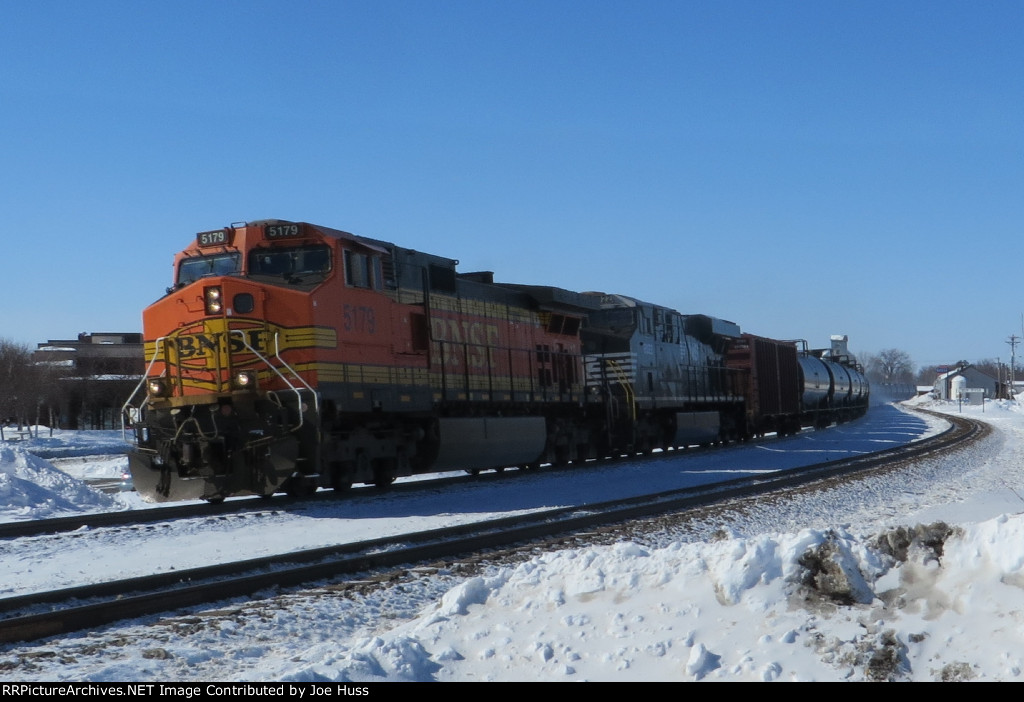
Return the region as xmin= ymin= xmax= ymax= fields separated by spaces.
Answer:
xmin=1008 ymin=335 xmax=1020 ymax=399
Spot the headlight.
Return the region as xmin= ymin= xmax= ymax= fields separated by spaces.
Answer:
xmin=233 ymin=370 xmax=258 ymax=390
xmin=147 ymin=378 xmax=169 ymax=397
xmin=204 ymin=286 xmax=223 ymax=314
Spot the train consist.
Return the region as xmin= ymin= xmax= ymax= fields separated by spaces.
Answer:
xmin=124 ymin=220 xmax=869 ymax=502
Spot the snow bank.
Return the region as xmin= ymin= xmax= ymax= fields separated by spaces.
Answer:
xmin=14 ymin=428 xmax=131 ymax=459
xmin=0 ymin=443 xmax=117 ymax=519
xmin=292 ymin=515 xmax=1024 ymax=682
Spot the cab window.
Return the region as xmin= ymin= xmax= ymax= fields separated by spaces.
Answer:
xmin=248 ymin=245 xmax=331 ymax=280
xmin=344 ymin=250 xmax=380 ymax=289
xmin=177 ymin=253 xmax=241 ymax=286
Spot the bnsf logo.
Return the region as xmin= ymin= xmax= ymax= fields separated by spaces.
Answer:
xmin=174 ymin=330 xmax=269 ymax=360
xmin=430 ymin=319 xmax=500 ymax=369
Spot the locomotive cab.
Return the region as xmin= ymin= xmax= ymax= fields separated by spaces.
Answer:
xmin=125 ymin=221 xmax=345 ymax=501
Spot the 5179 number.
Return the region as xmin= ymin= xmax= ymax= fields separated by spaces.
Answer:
xmin=196 ymin=230 xmax=229 ymax=247
xmin=265 ymin=223 xmax=302 ymax=239
xmin=343 ymin=305 xmax=376 ymax=334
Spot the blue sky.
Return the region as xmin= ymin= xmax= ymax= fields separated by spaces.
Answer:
xmin=2 ymin=1 xmax=1021 ymax=371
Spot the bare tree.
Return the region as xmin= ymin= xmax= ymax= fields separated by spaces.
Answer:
xmin=0 ymin=340 xmax=33 ymax=434
xmin=971 ymin=358 xmax=1002 ymax=379
xmin=0 ymin=339 xmax=77 ymax=436
xmin=916 ymin=365 xmax=942 ymax=386
xmin=864 ymin=348 xmax=915 ymax=384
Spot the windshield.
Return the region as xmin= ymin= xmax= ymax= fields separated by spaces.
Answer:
xmin=248 ymin=245 xmax=331 ymax=281
xmin=177 ymin=253 xmax=241 ymax=286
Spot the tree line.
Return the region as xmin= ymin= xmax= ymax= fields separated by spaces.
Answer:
xmin=0 ymin=339 xmax=138 ymax=433
xmin=859 ymin=348 xmax=916 ymax=385
xmin=861 ymin=347 xmax=1020 ymax=393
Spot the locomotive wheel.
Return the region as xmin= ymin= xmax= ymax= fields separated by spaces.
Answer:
xmin=373 ymin=459 xmax=397 ymax=489
xmin=373 ymin=473 xmax=395 ymax=489
xmin=333 ymin=477 xmax=353 ymax=492
xmin=329 ymin=462 xmax=353 ymax=491
xmin=285 ymin=477 xmax=316 ymax=498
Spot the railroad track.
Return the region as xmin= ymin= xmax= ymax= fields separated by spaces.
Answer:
xmin=0 ymin=407 xmax=984 ymax=645
xmin=0 ymin=467 xmax=539 ymax=540
xmin=0 ymin=409 xmax=915 ymax=541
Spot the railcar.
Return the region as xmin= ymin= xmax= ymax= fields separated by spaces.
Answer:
xmin=725 ymin=333 xmax=803 ymax=437
xmin=124 ymin=218 xmax=869 ymax=503
xmin=795 ymin=337 xmax=870 ymax=426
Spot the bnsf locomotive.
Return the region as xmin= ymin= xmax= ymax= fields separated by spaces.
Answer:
xmin=124 ymin=219 xmax=869 ymax=502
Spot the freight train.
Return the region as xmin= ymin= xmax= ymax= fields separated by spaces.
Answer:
xmin=123 ymin=219 xmax=869 ymax=503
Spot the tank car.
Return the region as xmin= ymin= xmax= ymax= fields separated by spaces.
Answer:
xmin=821 ymin=335 xmax=870 ymax=418
xmin=797 ymin=353 xmax=835 ymax=427
xmin=794 ymin=339 xmax=870 ymax=427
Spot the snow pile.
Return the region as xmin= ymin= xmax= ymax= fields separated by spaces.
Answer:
xmin=300 ymin=518 xmax=1024 ymax=682
xmin=0 ymin=442 xmax=118 ymax=519
xmin=15 ymin=428 xmax=131 ymax=459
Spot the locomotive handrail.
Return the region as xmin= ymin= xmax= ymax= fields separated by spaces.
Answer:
xmin=604 ymin=358 xmax=637 ymax=422
xmin=271 ymin=332 xmax=321 ymax=419
xmin=120 ymin=335 xmax=170 ymax=442
xmin=228 ymin=330 xmax=320 ymax=431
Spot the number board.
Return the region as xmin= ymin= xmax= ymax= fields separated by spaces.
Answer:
xmin=197 ymin=230 xmax=231 ymax=247
xmin=265 ymin=223 xmax=304 ymax=240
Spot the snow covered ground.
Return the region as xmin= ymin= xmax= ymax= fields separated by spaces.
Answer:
xmin=3 ymin=398 xmax=1024 ymax=681
xmin=0 ymin=430 xmax=137 ymax=520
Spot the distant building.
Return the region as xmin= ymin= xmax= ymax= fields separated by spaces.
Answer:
xmin=933 ymin=364 xmax=1000 ymax=403
xmin=33 ymin=332 xmax=144 ymax=429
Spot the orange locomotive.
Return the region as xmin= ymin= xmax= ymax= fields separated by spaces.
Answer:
xmin=125 ymin=220 xmax=597 ymax=502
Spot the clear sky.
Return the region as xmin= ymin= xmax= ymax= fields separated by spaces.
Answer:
xmin=2 ymin=1 xmax=1021 ymax=370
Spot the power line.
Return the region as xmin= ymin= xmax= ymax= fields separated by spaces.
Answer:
xmin=1007 ymin=335 xmax=1020 ymax=398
